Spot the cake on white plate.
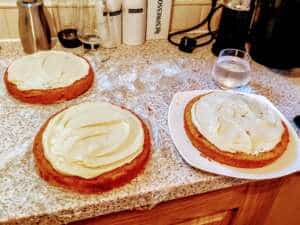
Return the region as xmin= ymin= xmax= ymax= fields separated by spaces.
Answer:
xmin=184 ymin=91 xmax=289 ymax=168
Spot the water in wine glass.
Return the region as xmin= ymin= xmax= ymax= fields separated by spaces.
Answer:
xmin=212 ymin=55 xmax=251 ymax=89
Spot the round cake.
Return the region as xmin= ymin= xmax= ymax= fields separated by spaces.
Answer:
xmin=4 ymin=51 xmax=94 ymax=104
xmin=184 ymin=91 xmax=289 ymax=168
xmin=33 ymin=102 xmax=151 ymax=193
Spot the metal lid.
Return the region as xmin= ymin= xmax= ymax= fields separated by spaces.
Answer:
xmin=17 ymin=0 xmax=43 ymax=8
xmin=223 ymin=0 xmax=251 ymax=11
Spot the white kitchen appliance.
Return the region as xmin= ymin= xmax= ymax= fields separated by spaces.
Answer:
xmin=122 ymin=0 xmax=147 ymax=45
xmin=147 ymin=0 xmax=173 ymax=40
xmin=97 ymin=0 xmax=122 ymax=48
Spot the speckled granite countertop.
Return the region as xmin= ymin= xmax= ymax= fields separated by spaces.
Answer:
xmin=0 ymin=40 xmax=299 ymax=225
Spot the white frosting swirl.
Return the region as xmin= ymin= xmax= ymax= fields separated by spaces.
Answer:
xmin=191 ymin=92 xmax=284 ymax=155
xmin=42 ymin=102 xmax=144 ymax=179
xmin=7 ymin=51 xmax=89 ymax=90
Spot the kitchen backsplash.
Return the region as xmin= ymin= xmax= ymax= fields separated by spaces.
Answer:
xmin=0 ymin=0 xmax=221 ymax=40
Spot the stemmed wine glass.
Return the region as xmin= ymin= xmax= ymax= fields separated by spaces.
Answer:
xmin=76 ymin=0 xmax=109 ymax=62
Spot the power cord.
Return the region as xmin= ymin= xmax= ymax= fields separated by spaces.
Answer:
xmin=168 ymin=0 xmax=222 ymax=53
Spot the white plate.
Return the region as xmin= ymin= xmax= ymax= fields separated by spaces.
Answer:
xmin=168 ymin=90 xmax=300 ymax=180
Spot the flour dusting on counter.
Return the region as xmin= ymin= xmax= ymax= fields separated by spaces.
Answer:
xmin=0 ymin=41 xmax=299 ymax=225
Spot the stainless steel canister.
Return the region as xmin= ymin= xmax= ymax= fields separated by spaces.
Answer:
xmin=17 ymin=0 xmax=51 ymax=53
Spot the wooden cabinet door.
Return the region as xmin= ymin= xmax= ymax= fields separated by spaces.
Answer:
xmin=263 ymin=174 xmax=300 ymax=225
xmin=175 ymin=211 xmax=233 ymax=225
